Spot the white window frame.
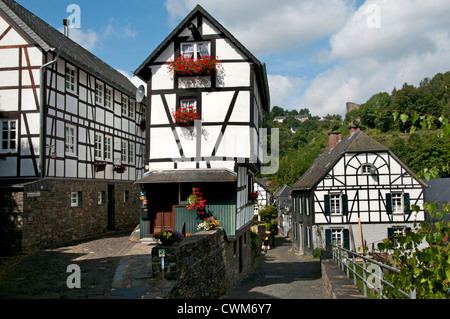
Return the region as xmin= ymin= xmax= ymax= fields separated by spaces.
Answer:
xmin=128 ymin=100 xmax=135 ymax=119
xmin=121 ymin=96 xmax=128 ymax=116
xmin=94 ymin=132 xmax=103 ymax=160
xmin=65 ymin=124 xmax=76 ymax=156
xmin=331 ymin=228 xmax=344 ymax=247
xmin=104 ymin=135 xmax=112 ymax=161
xmin=65 ymin=64 xmax=77 ymax=94
xmin=181 ymin=42 xmax=210 ymax=58
xmin=330 ymin=194 xmax=342 ymax=215
xmin=1 ymin=119 xmax=18 ymax=153
xmin=128 ymin=141 xmax=135 ymax=164
xmin=391 ymin=193 xmax=404 ymax=214
xmin=95 ymin=80 xmax=104 ymax=106
xmin=121 ymin=140 xmax=128 ymax=163
xmin=104 ymin=85 xmax=112 ymax=109
xmin=71 ymin=192 xmax=79 ymax=207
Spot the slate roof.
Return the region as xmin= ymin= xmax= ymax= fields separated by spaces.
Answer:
xmin=0 ymin=0 xmax=138 ymax=97
xmin=292 ymin=131 xmax=427 ymax=191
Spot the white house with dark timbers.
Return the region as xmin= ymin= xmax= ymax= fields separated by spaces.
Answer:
xmin=291 ymin=127 xmax=427 ymax=256
xmin=134 ymin=5 xmax=269 ymax=250
xmin=0 ymin=0 xmax=145 ymax=253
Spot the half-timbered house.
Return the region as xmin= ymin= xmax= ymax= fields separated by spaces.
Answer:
xmin=291 ymin=127 xmax=427 ymax=256
xmin=0 ymin=0 xmax=145 ymax=252
xmin=134 ymin=5 xmax=269 ymax=279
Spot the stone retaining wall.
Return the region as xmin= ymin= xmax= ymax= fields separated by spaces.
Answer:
xmin=0 ymin=178 xmax=140 ymax=254
xmin=152 ymin=227 xmax=256 ymax=299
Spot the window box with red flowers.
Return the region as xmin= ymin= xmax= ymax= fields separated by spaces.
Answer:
xmin=249 ymin=191 xmax=259 ymax=204
xmin=113 ymin=164 xmax=127 ymax=174
xmin=166 ymin=55 xmax=220 ymax=77
xmin=172 ymin=106 xmax=200 ymax=127
xmin=94 ymin=160 xmax=106 ymax=172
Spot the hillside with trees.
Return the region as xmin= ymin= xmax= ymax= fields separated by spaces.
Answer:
xmin=262 ymin=71 xmax=450 ymax=190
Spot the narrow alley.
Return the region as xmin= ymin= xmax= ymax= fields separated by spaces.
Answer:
xmin=222 ymin=236 xmax=327 ymax=299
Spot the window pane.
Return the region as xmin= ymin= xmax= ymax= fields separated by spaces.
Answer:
xmin=198 ymin=43 xmax=209 ymax=57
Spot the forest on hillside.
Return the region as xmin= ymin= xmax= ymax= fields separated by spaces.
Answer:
xmin=261 ymin=71 xmax=450 ymax=190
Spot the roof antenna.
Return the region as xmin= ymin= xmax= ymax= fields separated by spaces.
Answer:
xmin=63 ymin=19 xmax=70 ymax=37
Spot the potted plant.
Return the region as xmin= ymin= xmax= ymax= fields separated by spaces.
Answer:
xmin=172 ymin=106 xmax=201 ymax=127
xmin=153 ymin=231 xmax=184 ymax=246
xmin=186 ymin=187 xmax=207 ymax=217
xmin=94 ymin=160 xmax=106 ymax=172
xmin=197 ymin=216 xmax=220 ymax=231
xmin=166 ymin=55 xmax=220 ymax=76
xmin=113 ymin=164 xmax=126 ymax=174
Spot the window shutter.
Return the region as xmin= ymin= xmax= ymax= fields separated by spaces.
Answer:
xmin=342 ymin=194 xmax=348 ymax=215
xmin=343 ymin=229 xmax=350 ymax=250
xmin=387 ymin=227 xmax=394 ymax=247
xmin=325 ymin=229 xmax=332 ymax=250
xmin=386 ymin=193 xmax=392 ymax=214
xmin=324 ymin=195 xmax=330 ymax=216
xmin=403 ymin=193 xmax=411 ymax=214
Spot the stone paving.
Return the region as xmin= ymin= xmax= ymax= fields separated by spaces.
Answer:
xmin=222 ymin=236 xmax=328 ymax=299
xmin=1 ymin=232 xmax=331 ymax=299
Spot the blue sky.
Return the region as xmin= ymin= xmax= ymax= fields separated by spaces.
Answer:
xmin=15 ymin=0 xmax=450 ymax=117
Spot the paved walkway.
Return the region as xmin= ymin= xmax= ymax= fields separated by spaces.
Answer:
xmin=222 ymin=236 xmax=328 ymax=299
xmin=1 ymin=233 xmax=328 ymax=299
xmin=0 ymin=231 xmax=169 ymax=299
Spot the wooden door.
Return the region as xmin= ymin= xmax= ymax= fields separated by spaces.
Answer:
xmin=148 ymin=206 xmax=175 ymax=235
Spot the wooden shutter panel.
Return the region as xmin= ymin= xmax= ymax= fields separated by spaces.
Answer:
xmin=342 ymin=194 xmax=348 ymax=215
xmin=403 ymin=193 xmax=411 ymax=214
xmin=386 ymin=193 xmax=392 ymax=214
xmin=324 ymin=195 xmax=330 ymax=216
xmin=325 ymin=229 xmax=332 ymax=250
xmin=343 ymin=229 xmax=350 ymax=250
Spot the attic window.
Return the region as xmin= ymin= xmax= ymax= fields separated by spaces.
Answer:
xmin=361 ymin=164 xmax=376 ymax=175
xmin=181 ymin=42 xmax=210 ymax=58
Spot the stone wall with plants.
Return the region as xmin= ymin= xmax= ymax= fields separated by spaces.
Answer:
xmin=152 ymin=227 xmax=256 ymax=299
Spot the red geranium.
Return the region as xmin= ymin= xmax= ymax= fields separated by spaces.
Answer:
xmin=167 ymin=55 xmax=220 ymax=76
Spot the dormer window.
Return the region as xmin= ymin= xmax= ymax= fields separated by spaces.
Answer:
xmin=181 ymin=42 xmax=210 ymax=58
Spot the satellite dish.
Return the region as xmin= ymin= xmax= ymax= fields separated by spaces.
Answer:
xmin=136 ymin=85 xmax=145 ymax=103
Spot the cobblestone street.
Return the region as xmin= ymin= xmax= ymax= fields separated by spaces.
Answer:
xmin=0 ymin=232 xmax=135 ymax=299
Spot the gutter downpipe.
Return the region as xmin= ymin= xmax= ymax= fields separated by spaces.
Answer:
xmin=39 ymin=52 xmax=59 ymax=178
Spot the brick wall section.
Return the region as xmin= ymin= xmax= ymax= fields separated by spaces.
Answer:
xmin=0 ymin=178 xmax=140 ymax=253
xmin=152 ymin=227 xmax=254 ymax=299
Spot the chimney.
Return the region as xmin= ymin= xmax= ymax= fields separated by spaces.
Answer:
xmin=328 ymin=132 xmax=342 ymax=150
xmin=349 ymin=126 xmax=361 ymax=136
xmin=63 ymin=19 xmax=70 ymax=37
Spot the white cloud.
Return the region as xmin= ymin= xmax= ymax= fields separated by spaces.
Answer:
xmin=301 ymin=0 xmax=450 ymax=116
xmin=164 ymin=0 xmax=354 ymax=56
xmin=117 ymin=69 xmax=146 ymax=91
xmin=60 ymin=27 xmax=99 ymax=51
xmin=268 ymin=75 xmax=304 ymax=109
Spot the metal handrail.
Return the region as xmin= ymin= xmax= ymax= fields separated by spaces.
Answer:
xmin=331 ymin=243 xmax=416 ymax=299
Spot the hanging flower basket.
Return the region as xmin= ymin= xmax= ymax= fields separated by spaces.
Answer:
xmin=186 ymin=187 xmax=207 ymax=217
xmin=94 ymin=161 xmax=106 ymax=172
xmin=113 ymin=164 xmax=127 ymax=174
xmin=166 ymin=55 xmax=220 ymax=76
xmin=172 ymin=106 xmax=200 ymax=127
